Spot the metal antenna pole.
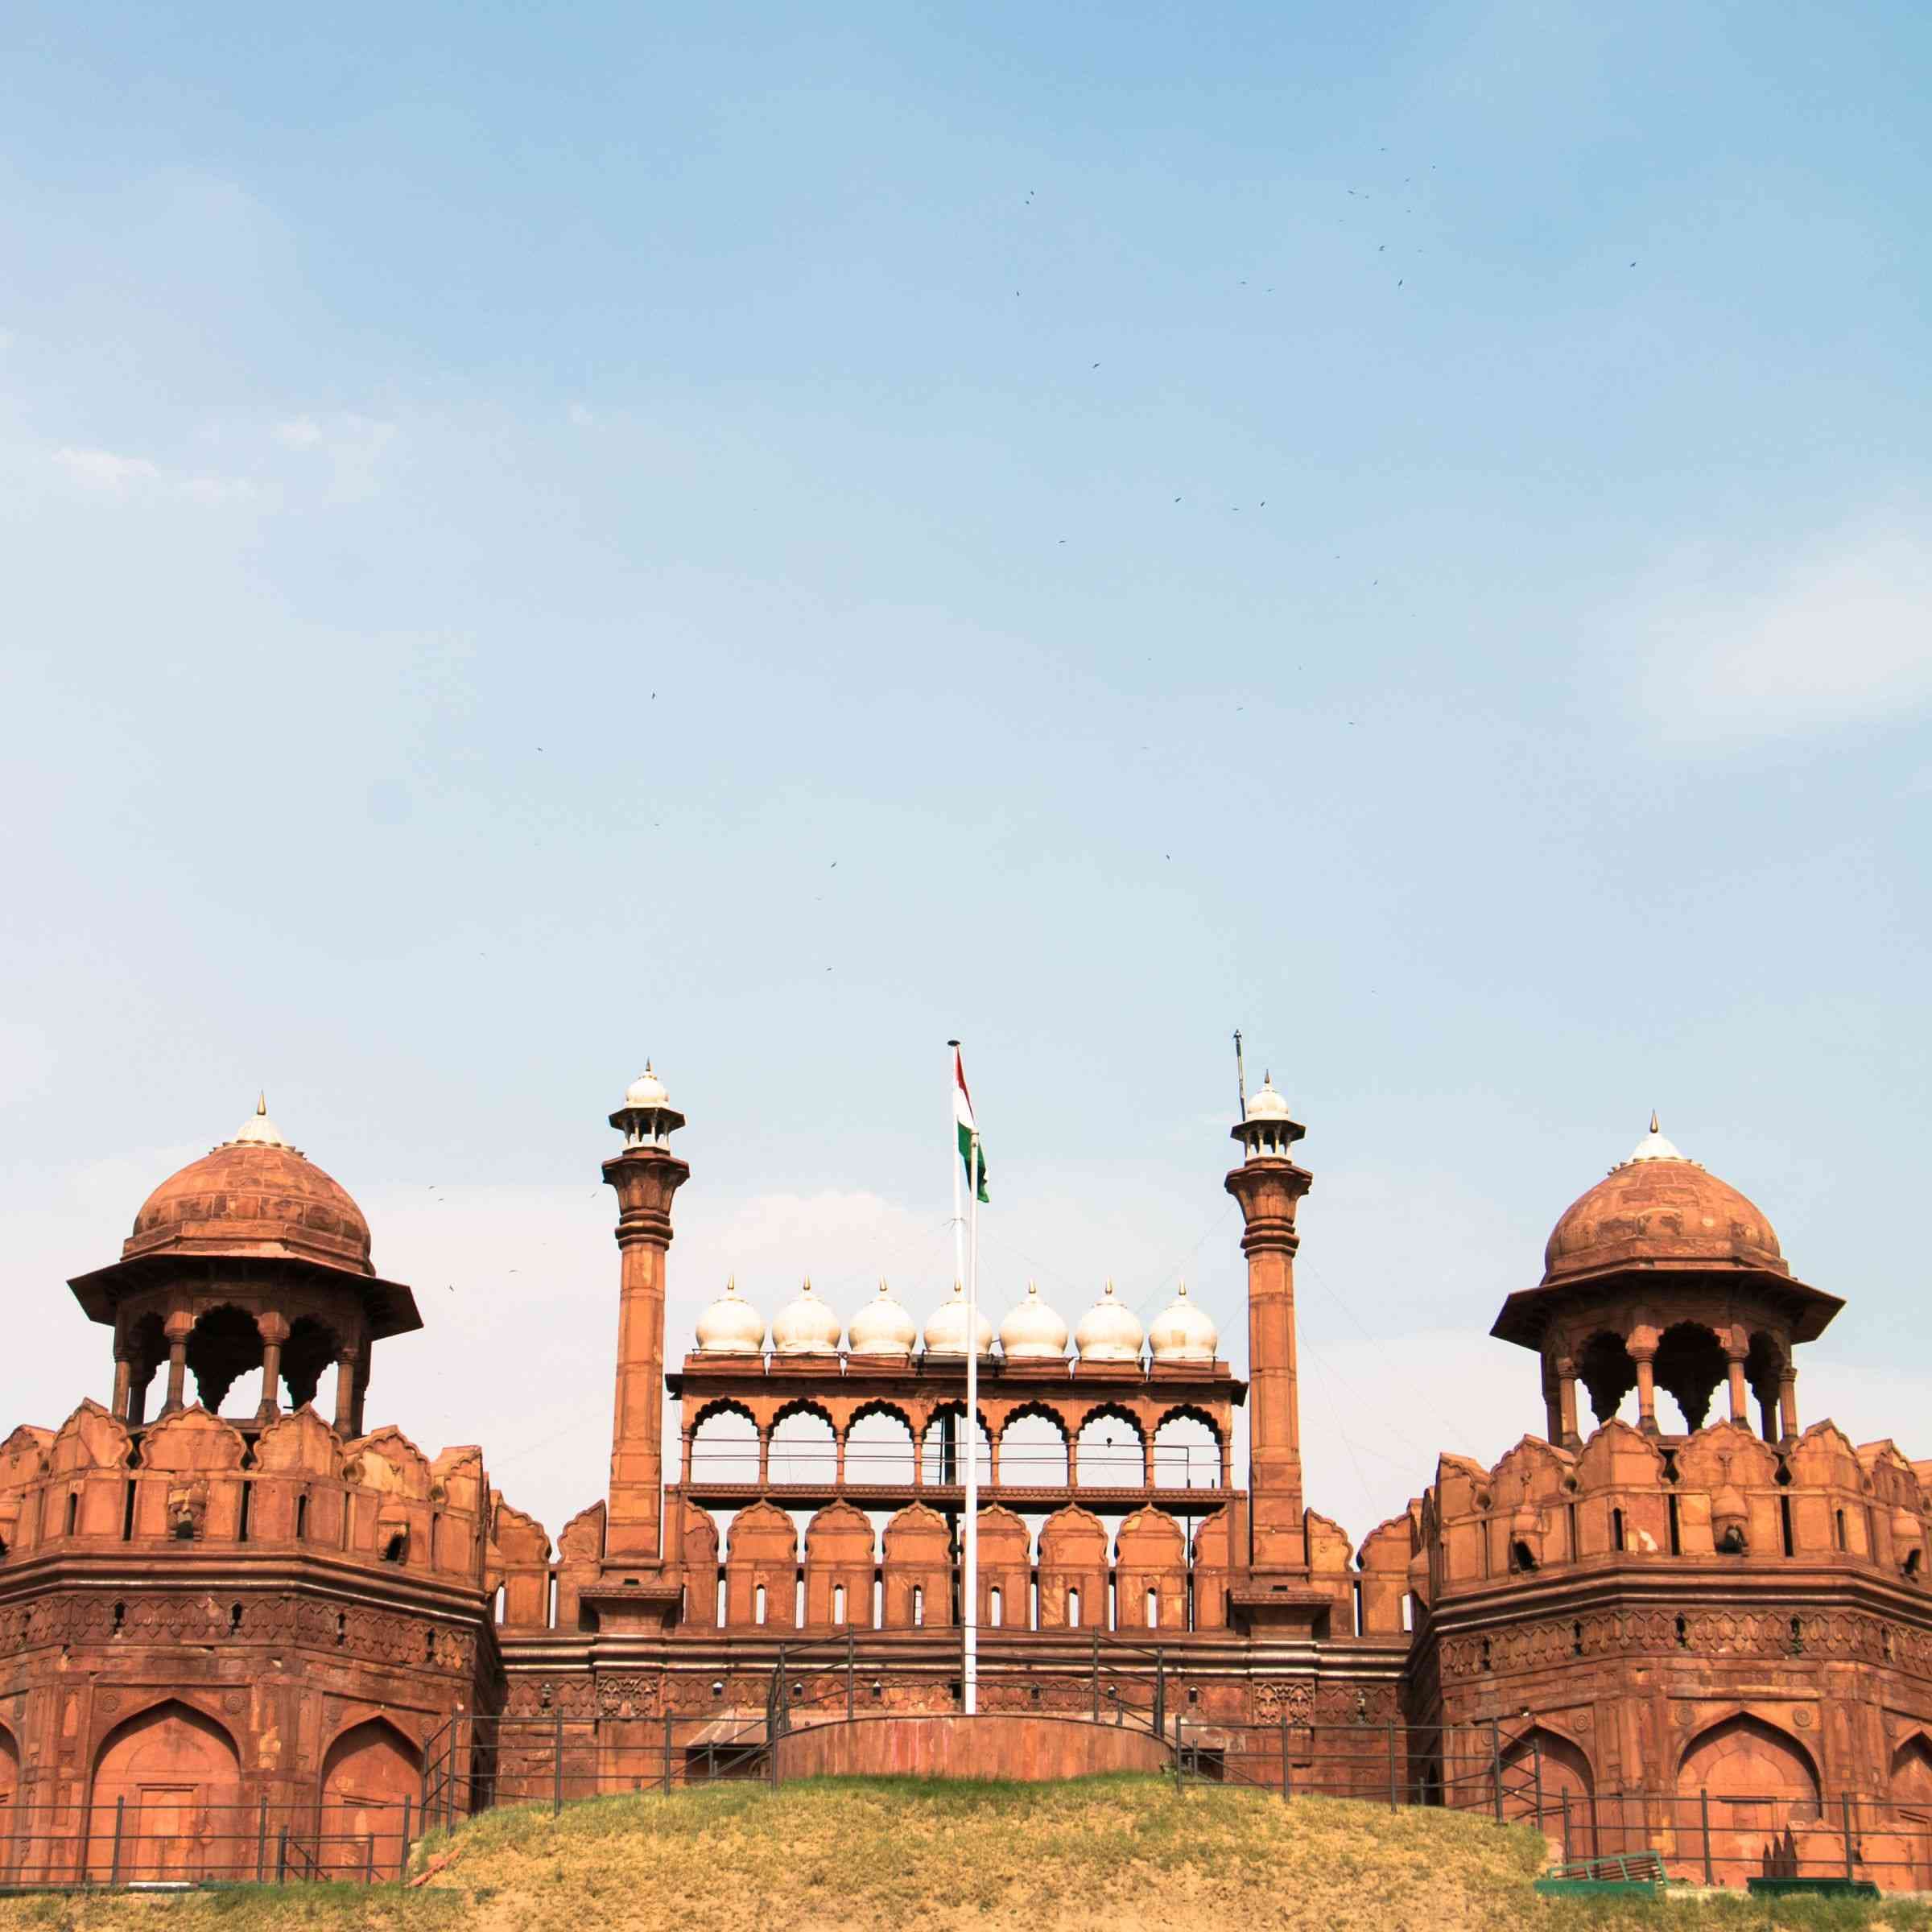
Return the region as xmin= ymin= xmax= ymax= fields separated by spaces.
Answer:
xmin=1233 ymin=1030 xmax=1248 ymax=1117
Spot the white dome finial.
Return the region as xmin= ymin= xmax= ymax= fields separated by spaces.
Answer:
xmin=923 ymin=1279 xmax=994 ymax=1359
xmin=1245 ymin=1073 xmax=1291 ymax=1122
xmin=1150 ymin=1278 xmax=1218 ymax=1363
xmin=1075 ymin=1279 xmax=1146 ymax=1363
xmin=1624 ymin=1112 xmax=1690 ymax=1166
xmin=228 ymin=1094 xmax=293 ymax=1150
xmin=695 ymin=1277 xmax=766 ymax=1354
xmin=773 ymin=1278 xmax=843 ymax=1356
xmin=849 ymin=1280 xmax=917 ymax=1359
xmin=998 ymin=1280 xmax=1068 ymax=1360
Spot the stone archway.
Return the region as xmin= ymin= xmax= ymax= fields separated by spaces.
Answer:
xmin=1889 ymin=1735 xmax=1932 ymax=1889
xmin=1676 ymin=1714 xmax=1820 ymax=1885
xmin=89 ymin=1699 xmax=244 ymax=1882
xmin=320 ymin=1719 xmax=420 ymax=1877
xmin=0 ymin=1723 xmax=18 ymax=1880
xmin=1501 ymin=1726 xmax=1593 ymax=1856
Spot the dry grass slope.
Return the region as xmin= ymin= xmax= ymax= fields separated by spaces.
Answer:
xmin=2 ymin=1777 xmax=1930 ymax=1932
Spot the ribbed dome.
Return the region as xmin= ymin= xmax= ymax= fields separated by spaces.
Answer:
xmin=923 ymin=1281 xmax=994 ymax=1359
xmin=1245 ymin=1073 xmax=1291 ymax=1121
xmin=848 ymin=1280 xmax=917 ymax=1358
xmin=694 ymin=1278 xmax=766 ymax=1354
xmin=1148 ymin=1281 xmax=1217 ymax=1363
xmin=998 ymin=1282 xmax=1068 ymax=1360
xmin=1075 ymin=1282 xmax=1145 ymax=1363
xmin=127 ymin=1100 xmax=371 ymax=1275
xmin=772 ymin=1280 xmax=842 ymax=1355
xmin=1543 ymin=1121 xmax=1785 ymax=1285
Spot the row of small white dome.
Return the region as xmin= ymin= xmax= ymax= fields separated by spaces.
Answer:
xmin=695 ymin=1278 xmax=1218 ymax=1364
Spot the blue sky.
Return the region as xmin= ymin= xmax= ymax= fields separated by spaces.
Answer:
xmin=2 ymin=0 xmax=1929 ymax=1546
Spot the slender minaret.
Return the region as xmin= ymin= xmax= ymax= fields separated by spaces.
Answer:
xmin=601 ymin=1064 xmax=689 ymax=1563
xmin=1224 ymin=1073 xmax=1311 ymax=1573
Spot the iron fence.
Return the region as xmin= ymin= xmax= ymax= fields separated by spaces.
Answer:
xmin=0 ymin=1795 xmax=415 ymax=1893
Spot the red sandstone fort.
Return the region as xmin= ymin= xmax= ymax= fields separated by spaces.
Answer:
xmin=2 ymin=1064 xmax=1930 ymax=1887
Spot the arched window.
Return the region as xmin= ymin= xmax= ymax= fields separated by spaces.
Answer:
xmin=1075 ymin=1410 xmax=1144 ymax=1488
xmin=690 ymin=1406 xmax=759 ymax=1484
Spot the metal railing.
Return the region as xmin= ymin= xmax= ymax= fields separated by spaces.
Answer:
xmin=0 ymin=1794 xmax=415 ymax=1893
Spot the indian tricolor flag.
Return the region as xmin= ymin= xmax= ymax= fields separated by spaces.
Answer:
xmin=953 ymin=1046 xmax=989 ymax=1203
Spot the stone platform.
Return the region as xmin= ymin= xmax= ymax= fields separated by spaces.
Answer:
xmin=771 ymin=1713 xmax=1171 ymax=1781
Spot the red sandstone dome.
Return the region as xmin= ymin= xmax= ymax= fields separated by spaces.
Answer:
xmin=123 ymin=1096 xmax=374 ymax=1275
xmin=1541 ymin=1118 xmax=1784 ymax=1285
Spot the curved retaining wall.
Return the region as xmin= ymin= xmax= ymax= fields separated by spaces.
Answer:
xmin=770 ymin=1713 xmax=1170 ymax=1782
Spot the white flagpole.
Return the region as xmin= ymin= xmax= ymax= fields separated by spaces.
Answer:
xmin=964 ymin=1125 xmax=980 ymax=1715
xmin=948 ymin=1040 xmax=965 ymax=1290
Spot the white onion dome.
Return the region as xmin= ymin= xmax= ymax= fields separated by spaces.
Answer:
xmin=923 ymin=1280 xmax=995 ymax=1359
xmin=695 ymin=1278 xmax=766 ymax=1354
xmin=1148 ymin=1281 xmax=1217 ymax=1364
xmin=1625 ymin=1110 xmax=1689 ymax=1165
xmin=998 ymin=1282 xmax=1068 ymax=1360
xmin=228 ymin=1092 xmax=295 ymax=1151
xmin=624 ymin=1062 xmax=669 ymax=1108
xmin=848 ymin=1280 xmax=917 ymax=1359
xmin=772 ymin=1279 xmax=843 ymax=1355
xmin=1075 ymin=1281 xmax=1146 ymax=1363
xmin=1245 ymin=1072 xmax=1290 ymax=1121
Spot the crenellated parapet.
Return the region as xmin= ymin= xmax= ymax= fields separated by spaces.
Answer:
xmin=0 ymin=1397 xmax=492 ymax=1588
xmin=1419 ymin=1416 xmax=1932 ymax=1598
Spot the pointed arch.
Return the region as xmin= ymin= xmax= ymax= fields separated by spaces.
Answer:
xmin=89 ymin=1699 xmax=243 ymax=1882
xmin=1501 ymin=1726 xmax=1592 ymax=1850
xmin=1891 ymin=1733 xmax=1932 ymax=1887
xmin=997 ymin=1402 xmax=1069 ymax=1486
xmin=320 ymin=1717 xmax=420 ymax=1875
xmin=184 ymin=1304 xmax=263 ymax=1415
xmin=844 ymin=1402 xmax=915 ymax=1485
xmin=1075 ymin=1404 xmax=1145 ymax=1488
xmin=1677 ymin=1713 xmax=1819 ymax=1814
xmin=768 ymin=1404 xmax=836 ymax=1484
xmin=689 ymin=1402 xmax=760 ymax=1485
xmin=0 ymin=1719 xmax=17 ymax=1872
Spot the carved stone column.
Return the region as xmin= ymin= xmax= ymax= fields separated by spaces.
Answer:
xmin=1632 ymin=1347 xmax=1658 ymax=1435
xmin=256 ymin=1312 xmax=289 ymax=1419
xmin=1555 ymin=1357 xmax=1581 ymax=1451
xmin=333 ymin=1342 xmax=361 ymax=1435
xmin=163 ymin=1311 xmax=192 ymax=1413
xmin=1726 ymin=1344 xmax=1749 ymax=1425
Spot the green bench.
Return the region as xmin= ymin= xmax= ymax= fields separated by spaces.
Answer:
xmin=1747 ymin=1876 xmax=1881 ymax=1899
xmin=1534 ymin=1851 xmax=1665 ymax=1897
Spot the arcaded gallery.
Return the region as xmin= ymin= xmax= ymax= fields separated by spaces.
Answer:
xmin=3 ymin=1064 xmax=1930 ymax=1887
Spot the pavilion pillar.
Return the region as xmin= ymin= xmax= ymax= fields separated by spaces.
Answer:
xmin=333 ymin=1344 xmax=360 ymax=1435
xmin=1726 ymin=1347 xmax=1749 ymax=1426
xmin=1632 ymin=1348 xmax=1658 ymax=1435
xmin=163 ymin=1312 xmax=192 ymax=1413
xmin=256 ymin=1313 xmax=288 ymax=1420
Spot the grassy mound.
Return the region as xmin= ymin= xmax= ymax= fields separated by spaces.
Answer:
xmin=2 ymin=1777 xmax=1929 ymax=1931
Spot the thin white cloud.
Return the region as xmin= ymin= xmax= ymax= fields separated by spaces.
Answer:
xmin=1632 ymin=520 xmax=1932 ymax=744
xmin=271 ymin=412 xmax=397 ymax=499
xmin=52 ymin=444 xmax=252 ymax=504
